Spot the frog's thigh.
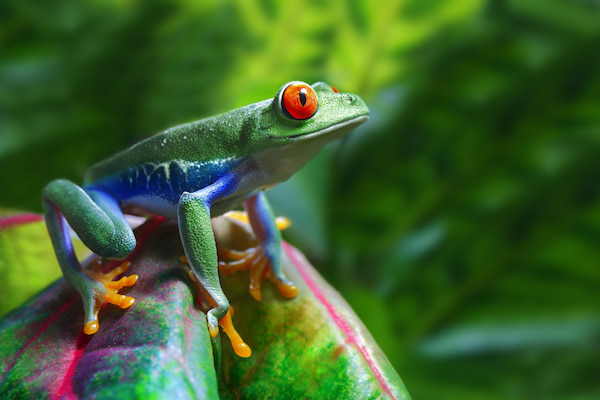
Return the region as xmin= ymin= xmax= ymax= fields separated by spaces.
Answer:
xmin=84 ymin=189 xmax=136 ymax=258
xmin=44 ymin=179 xmax=135 ymax=259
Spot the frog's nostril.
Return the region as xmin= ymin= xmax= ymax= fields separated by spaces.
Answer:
xmin=342 ymin=94 xmax=354 ymax=105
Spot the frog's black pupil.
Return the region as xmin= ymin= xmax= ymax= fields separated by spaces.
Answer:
xmin=299 ymin=90 xmax=307 ymax=107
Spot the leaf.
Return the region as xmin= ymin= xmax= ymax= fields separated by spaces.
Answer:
xmin=0 ymin=213 xmax=62 ymax=316
xmin=0 ymin=218 xmax=218 ymax=399
xmin=0 ymin=216 xmax=409 ymax=399
xmin=213 ymin=218 xmax=409 ymax=400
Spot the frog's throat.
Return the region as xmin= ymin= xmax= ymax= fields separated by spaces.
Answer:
xmin=254 ymin=115 xmax=369 ymax=186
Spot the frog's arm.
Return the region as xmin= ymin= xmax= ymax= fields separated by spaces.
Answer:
xmin=42 ymin=179 xmax=138 ymax=334
xmin=177 ymin=173 xmax=241 ymax=336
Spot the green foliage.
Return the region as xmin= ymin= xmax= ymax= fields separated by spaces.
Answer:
xmin=2 ymin=0 xmax=600 ymax=398
xmin=0 ymin=0 xmax=478 ymax=211
xmin=328 ymin=2 xmax=600 ymax=399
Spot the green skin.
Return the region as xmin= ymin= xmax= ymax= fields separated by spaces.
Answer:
xmin=43 ymin=81 xmax=369 ymax=336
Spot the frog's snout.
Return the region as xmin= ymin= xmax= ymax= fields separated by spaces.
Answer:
xmin=338 ymin=92 xmax=369 ymax=117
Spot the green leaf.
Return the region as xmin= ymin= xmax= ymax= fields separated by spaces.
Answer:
xmin=0 ymin=218 xmax=218 ymax=399
xmin=216 ymin=223 xmax=409 ymax=399
xmin=0 ymin=213 xmax=62 ymax=316
xmin=0 ymin=216 xmax=409 ymax=399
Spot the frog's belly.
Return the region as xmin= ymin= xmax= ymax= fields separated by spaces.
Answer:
xmin=122 ymin=194 xmax=180 ymax=219
xmin=122 ymin=191 xmax=253 ymax=220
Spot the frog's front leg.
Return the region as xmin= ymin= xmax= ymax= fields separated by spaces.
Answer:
xmin=177 ymin=176 xmax=237 ymax=337
xmin=43 ymin=179 xmax=137 ymax=334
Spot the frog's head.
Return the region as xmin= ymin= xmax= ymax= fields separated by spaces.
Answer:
xmin=250 ymin=81 xmax=369 ymax=184
xmin=266 ymin=81 xmax=369 ymax=145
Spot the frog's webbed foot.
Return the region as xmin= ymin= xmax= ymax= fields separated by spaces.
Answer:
xmin=182 ymin=258 xmax=252 ymax=358
xmin=82 ymin=259 xmax=138 ymax=334
xmin=218 ymin=246 xmax=297 ymax=301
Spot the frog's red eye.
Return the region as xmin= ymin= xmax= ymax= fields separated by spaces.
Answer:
xmin=281 ymin=83 xmax=318 ymax=120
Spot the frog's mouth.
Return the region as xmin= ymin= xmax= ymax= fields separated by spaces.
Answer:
xmin=286 ymin=115 xmax=369 ymax=141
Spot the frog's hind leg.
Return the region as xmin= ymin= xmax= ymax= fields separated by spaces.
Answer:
xmin=43 ymin=179 xmax=138 ymax=334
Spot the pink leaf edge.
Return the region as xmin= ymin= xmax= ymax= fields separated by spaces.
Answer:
xmin=0 ymin=213 xmax=45 ymax=230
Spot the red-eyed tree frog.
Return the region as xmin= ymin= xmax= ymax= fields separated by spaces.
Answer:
xmin=43 ymin=81 xmax=369 ymax=356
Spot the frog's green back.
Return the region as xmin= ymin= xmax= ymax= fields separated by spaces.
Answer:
xmin=84 ymin=81 xmax=369 ymax=187
xmin=84 ymin=101 xmax=270 ymax=185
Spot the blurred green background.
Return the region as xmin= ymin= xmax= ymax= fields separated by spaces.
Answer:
xmin=2 ymin=0 xmax=600 ymax=398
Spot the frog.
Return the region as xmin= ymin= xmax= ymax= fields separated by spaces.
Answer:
xmin=43 ymin=81 xmax=369 ymax=357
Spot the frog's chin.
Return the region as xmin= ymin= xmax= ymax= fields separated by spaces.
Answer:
xmin=287 ymin=115 xmax=369 ymax=142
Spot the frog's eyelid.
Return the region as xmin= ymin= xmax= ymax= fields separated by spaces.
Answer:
xmin=309 ymin=81 xmax=334 ymax=93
